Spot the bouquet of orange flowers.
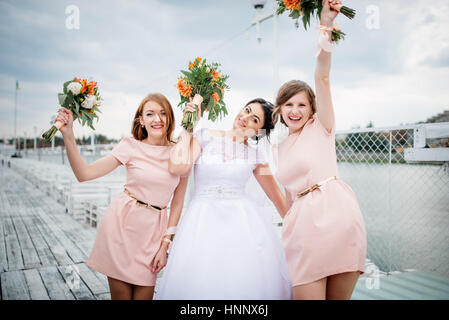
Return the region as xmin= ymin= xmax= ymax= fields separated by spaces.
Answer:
xmin=276 ymin=0 xmax=355 ymax=43
xmin=42 ymin=78 xmax=102 ymax=141
xmin=177 ymin=57 xmax=229 ymax=132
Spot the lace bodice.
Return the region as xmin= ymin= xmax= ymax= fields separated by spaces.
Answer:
xmin=192 ymin=128 xmax=267 ymax=197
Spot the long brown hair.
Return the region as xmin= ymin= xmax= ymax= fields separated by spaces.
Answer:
xmin=131 ymin=93 xmax=175 ymax=143
xmin=272 ymin=80 xmax=317 ymax=125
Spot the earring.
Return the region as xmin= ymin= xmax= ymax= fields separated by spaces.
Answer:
xmin=141 ymin=125 xmax=145 ymax=128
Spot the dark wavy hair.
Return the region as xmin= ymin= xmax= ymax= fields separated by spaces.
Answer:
xmin=244 ymin=98 xmax=275 ymax=143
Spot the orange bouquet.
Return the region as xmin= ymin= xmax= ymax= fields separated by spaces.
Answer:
xmin=177 ymin=57 xmax=229 ymax=132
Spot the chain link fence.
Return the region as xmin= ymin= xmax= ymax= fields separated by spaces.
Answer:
xmin=336 ymin=123 xmax=449 ymax=277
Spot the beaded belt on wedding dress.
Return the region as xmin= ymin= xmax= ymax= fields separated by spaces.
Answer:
xmin=196 ymin=185 xmax=244 ymax=198
xmin=295 ymin=176 xmax=338 ymax=200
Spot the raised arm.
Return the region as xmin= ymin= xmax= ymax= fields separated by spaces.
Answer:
xmin=57 ymin=108 xmax=120 ymax=182
xmin=168 ymin=95 xmax=203 ymax=176
xmin=315 ymin=0 xmax=340 ymax=133
xmin=253 ymin=163 xmax=289 ymax=218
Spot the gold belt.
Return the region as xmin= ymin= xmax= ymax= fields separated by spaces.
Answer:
xmin=124 ymin=188 xmax=166 ymax=213
xmin=296 ymin=176 xmax=338 ymax=199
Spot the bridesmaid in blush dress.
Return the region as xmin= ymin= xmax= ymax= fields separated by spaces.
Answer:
xmin=56 ymin=93 xmax=189 ymax=300
xmin=272 ymin=0 xmax=367 ymax=300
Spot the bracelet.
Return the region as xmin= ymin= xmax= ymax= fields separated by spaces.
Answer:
xmin=316 ymin=25 xmax=334 ymax=57
xmin=165 ymin=226 xmax=177 ymax=242
xmin=162 ymin=237 xmax=172 ymax=252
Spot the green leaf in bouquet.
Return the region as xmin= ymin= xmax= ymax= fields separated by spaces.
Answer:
xmin=331 ymin=30 xmax=346 ymax=43
xmin=58 ymin=93 xmax=67 ymax=106
xmin=302 ymin=13 xmax=311 ymax=30
xmin=276 ymin=5 xmax=286 ymax=15
xmin=85 ymin=112 xmax=94 ymax=121
xmin=63 ymin=80 xmax=72 ymax=94
xmin=216 ymin=89 xmax=223 ymax=100
xmin=207 ymin=98 xmax=214 ymax=110
xmin=289 ymin=10 xmax=300 ymax=19
xmin=180 ymin=70 xmax=191 ymax=77
xmin=74 ymin=100 xmax=80 ymax=114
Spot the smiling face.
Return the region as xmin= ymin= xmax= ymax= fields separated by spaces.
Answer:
xmin=140 ymin=101 xmax=168 ymax=139
xmin=280 ymin=91 xmax=314 ymax=134
xmin=232 ymin=102 xmax=265 ymax=137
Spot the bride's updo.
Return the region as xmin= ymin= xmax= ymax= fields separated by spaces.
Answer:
xmin=244 ymin=98 xmax=275 ymax=142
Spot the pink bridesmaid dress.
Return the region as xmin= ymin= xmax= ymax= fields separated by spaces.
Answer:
xmin=274 ymin=114 xmax=367 ymax=287
xmin=87 ymin=136 xmax=181 ymax=286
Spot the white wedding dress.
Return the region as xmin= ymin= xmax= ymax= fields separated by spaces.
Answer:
xmin=155 ymin=128 xmax=292 ymax=300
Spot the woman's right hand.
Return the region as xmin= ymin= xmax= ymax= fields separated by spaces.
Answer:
xmin=55 ymin=107 xmax=74 ymax=136
xmin=183 ymin=94 xmax=203 ymax=127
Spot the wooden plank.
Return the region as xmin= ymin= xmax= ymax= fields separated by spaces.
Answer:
xmin=57 ymin=264 xmax=95 ymax=300
xmin=42 ymin=206 xmax=96 ymax=257
xmin=38 ymin=266 xmax=75 ymax=300
xmin=12 ymin=216 xmax=41 ymax=269
xmin=0 ymin=270 xmax=31 ymax=300
xmin=92 ymin=268 xmax=110 ymax=289
xmin=26 ymin=191 xmax=94 ymax=258
xmin=3 ymin=216 xmax=24 ymax=271
xmin=95 ymin=292 xmax=111 ymax=300
xmin=74 ymin=263 xmax=109 ymax=295
xmin=34 ymin=207 xmax=87 ymax=263
xmin=23 ymin=269 xmax=50 ymax=300
xmin=19 ymin=214 xmax=58 ymax=267
xmin=31 ymin=215 xmax=73 ymax=266
xmin=0 ymin=217 xmax=8 ymax=272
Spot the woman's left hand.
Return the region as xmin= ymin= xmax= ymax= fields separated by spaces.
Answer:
xmin=321 ymin=0 xmax=341 ymax=27
xmin=151 ymin=246 xmax=168 ymax=273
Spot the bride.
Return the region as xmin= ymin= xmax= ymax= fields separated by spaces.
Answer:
xmin=154 ymin=94 xmax=292 ymax=300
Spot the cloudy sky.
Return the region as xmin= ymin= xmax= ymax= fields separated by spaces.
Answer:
xmin=0 ymin=0 xmax=448 ymax=140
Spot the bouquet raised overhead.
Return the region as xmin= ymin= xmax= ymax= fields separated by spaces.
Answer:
xmin=177 ymin=57 xmax=229 ymax=132
xmin=276 ymin=0 xmax=356 ymax=43
xmin=42 ymin=78 xmax=102 ymax=141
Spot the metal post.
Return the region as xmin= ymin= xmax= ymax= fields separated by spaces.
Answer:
xmin=273 ymin=10 xmax=280 ymax=101
xmin=24 ymin=131 xmax=27 ymax=157
xmin=14 ymin=80 xmax=18 ymax=152
xmin=34 ymin=126 xmax=37 ymax=152
xmin=91 ymin=131 xmax=95 ymax=156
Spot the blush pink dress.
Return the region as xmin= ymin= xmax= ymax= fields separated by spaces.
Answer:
xmin=274 ymin=114 xmax=367 ymax=287
xmin=87 ymin=136 xmax=181 ymax=286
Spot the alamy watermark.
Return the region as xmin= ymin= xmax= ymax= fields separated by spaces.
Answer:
xmin=65 ymin=5 xmax=80 ymax=30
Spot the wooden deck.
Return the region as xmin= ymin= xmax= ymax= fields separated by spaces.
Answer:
xmin=1 ymin=160 xmax=449 ymax=300
xmin=0 ymin=164 xmax=110 ymax=300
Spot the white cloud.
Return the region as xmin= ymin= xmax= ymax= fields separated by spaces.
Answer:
xmin=1 ymin=0 xmax=448 ymax=141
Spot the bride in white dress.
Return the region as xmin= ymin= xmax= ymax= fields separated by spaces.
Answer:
xmin=154 ymin=95 xmax=292 ymax=300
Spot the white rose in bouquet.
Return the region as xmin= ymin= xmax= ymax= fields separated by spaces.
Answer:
xmin=67 ymin=82 xmax=83 ymax=95
xmin=81 ymin=95 xmax=97 ymax=109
